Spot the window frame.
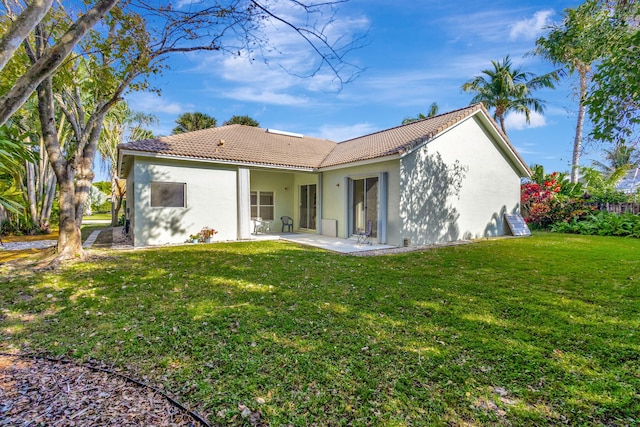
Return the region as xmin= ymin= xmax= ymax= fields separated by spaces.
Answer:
xmin=150 ymin=181 xmax=187 ymax=208
xmin=250 ymin=190 xmax=274 ymax=220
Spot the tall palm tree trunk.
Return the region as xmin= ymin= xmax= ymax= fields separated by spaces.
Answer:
xmin=571 ymin=69 xmax=588 ymax=183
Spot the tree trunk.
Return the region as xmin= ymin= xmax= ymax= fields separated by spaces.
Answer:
xmin=0 ymin=0 xmax=119 ymax=127
xmin=110 ymin=175 xmax=119 ymax=226
xmin=499 ymin=115 xmax=507 ymax=135
xmin=40 ymin=172 xmax=56 ymax=230
xmin=56 ymin=167 xmax=83 ymax=261
xmin=36 ymin=76 xmax=84 ymax=263
xmin=0 ymin=0 xmax=53 ymax=72
xmin=25 ymin=160 xmax=38 ymax=223
xmin=73 ymin=115 xmax=103 ymax=227
xmin=570 ymin=69 xmax=588 ymax=183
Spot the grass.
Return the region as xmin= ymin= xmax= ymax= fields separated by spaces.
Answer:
xmin=1 ymin=233 xmax=638 ymax=426
xmin=83 ymin=213 xmax=112 ymax=221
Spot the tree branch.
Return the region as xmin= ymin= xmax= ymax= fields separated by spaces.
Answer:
xmin=0 ymin=0 xmax=120 ymax=127
xmin=0 ymin=0 xmax=54 ymax=72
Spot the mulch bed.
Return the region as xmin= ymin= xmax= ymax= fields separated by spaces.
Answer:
xmin=0 ymin=354 xmax=206 ymax=426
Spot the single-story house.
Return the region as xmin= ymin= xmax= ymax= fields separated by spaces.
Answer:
xmin=117 ymin=103 xmax=531 ymax=247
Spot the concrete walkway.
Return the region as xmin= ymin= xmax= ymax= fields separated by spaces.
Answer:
xmin=82 ymin=230 xmax=102 ymax=248
xmin=0 ymin=239 xmax=57 ymax=251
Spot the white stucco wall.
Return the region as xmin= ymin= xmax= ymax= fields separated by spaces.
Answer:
xmin=399 ymin=116 xmax=522 ymax=245
xmin=131 ymin=158 xmax=238 ymax=246
xmin=321 ymin=160 xmax=401 ymax=244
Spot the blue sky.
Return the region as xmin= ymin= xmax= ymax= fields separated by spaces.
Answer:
xmin=120 ymin=0 xmax=594 ymax=179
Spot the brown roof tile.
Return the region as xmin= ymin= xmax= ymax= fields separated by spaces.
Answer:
xmin=118 ymin=104 xmax=528 ymax=174
xmin=320 ymin=104 xmax=486 ymax=167
xmin=118 ymin=125 xmax=336 ymax=169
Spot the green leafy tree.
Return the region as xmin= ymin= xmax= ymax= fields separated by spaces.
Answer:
xmin=402 ymin=102 xmax=439 ymax=124
xmin=0 ymin=122 xmax=37 ymax=214
xmin=4 ymin=1 xmax=364 ymax=264
xmin=592 ymin=143 xmax=639 ymax=175
xmin=0 ymin=0 xmax=119 ymax=126
xmin=172 ymin=112 xmax=217 ymax=134
xmin=532 ymin=1 xmax=608 ymax=183
xmin=461 ymin=55 xmax=559 ymax=135
xmin=586 ymin=1 xmax=640 ymax=147
xmin=581 ymin=166 xmax=631 ymax=203
xmin=224 ymin=115 xmax=260 ymax=127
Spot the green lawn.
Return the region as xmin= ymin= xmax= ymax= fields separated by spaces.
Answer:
xmin=82 ymin=213 xmax=112 ymax=221
xmin=1 ymin=233 xmax=638 ymax=426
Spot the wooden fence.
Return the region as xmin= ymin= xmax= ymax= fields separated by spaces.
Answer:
xmin=588 ymin=202 xmax=640 ymax=215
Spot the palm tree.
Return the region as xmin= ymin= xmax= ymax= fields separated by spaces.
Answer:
xmin=592 ymin=143 xmax=640 ymax=176
xmin=172 ymin=112 xmax=217 ymax=134
xmin=0 ymin=122 xmax=36 ymax=214
xmin=461 ymin=55 xmax=558 ymax=135
xmin=531 ymin=1 xmax=606 ymax=183
xmin=99 ymin=101 xmax=157 ymax=225
xmin=224 ymin=115 xmax=259 ymax=127
xmin=402 ymin=102 xmax=439 ymax=124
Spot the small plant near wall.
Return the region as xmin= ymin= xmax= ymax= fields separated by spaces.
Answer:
xmin=200 ymin=227 xmax=218 ymax=243
xmin=187 ymin=227 xmax=218 ymax=243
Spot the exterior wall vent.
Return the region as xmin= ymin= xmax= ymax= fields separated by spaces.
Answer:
xmin=403 ymin=238 xmax=411 ymax=247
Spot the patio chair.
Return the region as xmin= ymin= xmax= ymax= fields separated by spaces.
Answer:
xmin=281 ymin=215 xmax=294 ymax=232
xmin=355 ymin=220 xmax=373 ymax=245
xmin=253 ymin=217 xmax=271 ymax=234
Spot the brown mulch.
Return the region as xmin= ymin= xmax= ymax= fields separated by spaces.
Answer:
xmin=0 ymin=354 xmax=204 ymax=426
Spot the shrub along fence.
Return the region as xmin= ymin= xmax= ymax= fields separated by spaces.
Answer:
xmin=588 ymin=202 xmax=640 ymax=215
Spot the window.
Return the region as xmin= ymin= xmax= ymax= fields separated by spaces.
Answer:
xmin=250 ymin=191 xmax=274 ymax=220
xmin=150 ymin=181 xmax=186 ymax=207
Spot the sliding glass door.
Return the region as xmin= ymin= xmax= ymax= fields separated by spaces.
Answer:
xmin=351 ymin=177 xmax=378 ymax=237
xmin=299 ymin=184 xmax=317 ymax=229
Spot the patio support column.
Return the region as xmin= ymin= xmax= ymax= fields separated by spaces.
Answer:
xmin=316 ymin=172 xmax=323 ymax=235
xmin=237 ymin=167 xmax=251 ymax=239
xmin=378 ymin=172 xmax=388 ymax=244
xmin=344 ymin=177 xmax=352 ymax=238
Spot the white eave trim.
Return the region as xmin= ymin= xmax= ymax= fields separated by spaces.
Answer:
xmin=117 ymin=149 xmax=317 ymax=172
xmin=318 ymin=154 xmax=400 ymax=171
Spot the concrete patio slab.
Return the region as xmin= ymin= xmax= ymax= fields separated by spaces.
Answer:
xmin=278 ymin=233 xmax=397 ymax=254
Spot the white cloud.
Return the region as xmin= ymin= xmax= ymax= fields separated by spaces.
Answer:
xmin=222 ymin=87 xmax=310 ymax=106
xmin=127 ymin=92 xmax=188 ymax=115
xmin=505 ymin=111 xmax=547 ymax=130
xmin=316 ymin=123 xmax=378 ymax=142
xmin=509 ymin=10 xmax=554 ymax=41
xmin=441 ymin=9 xmax=525 ymax=43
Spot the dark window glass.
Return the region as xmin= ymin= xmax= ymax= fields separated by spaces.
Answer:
xmin=150 ymin=182 xmax=186 ymax=207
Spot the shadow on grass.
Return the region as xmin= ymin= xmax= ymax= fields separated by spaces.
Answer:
xmin=1 ymin=234 xmax=639 ymax=426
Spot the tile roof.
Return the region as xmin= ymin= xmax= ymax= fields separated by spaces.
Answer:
xmin=320 ymin=104 xmax=489 ymax=167
xmin=119 ymin=103 xmax=527 ymax=173
xmin=119 ymin=125 xmax=336 ymax=169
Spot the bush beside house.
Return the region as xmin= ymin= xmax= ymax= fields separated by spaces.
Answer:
xmin=521 ymin=167 xmax=640 ymax=237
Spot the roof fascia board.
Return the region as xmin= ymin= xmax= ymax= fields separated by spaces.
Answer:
xmin=118 ymin=150 xmax=316 ymax=172
xmin=318 ymin=154 xmax=400 ymax=171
